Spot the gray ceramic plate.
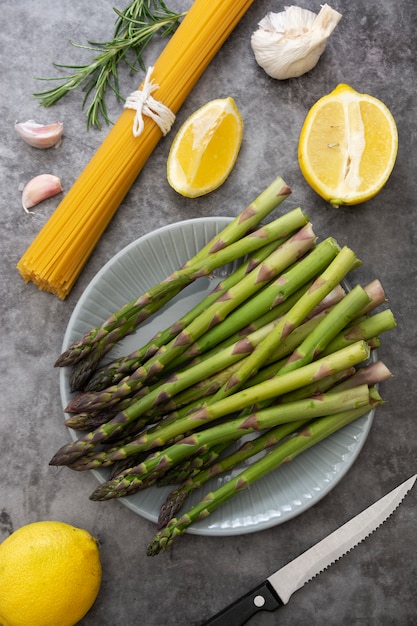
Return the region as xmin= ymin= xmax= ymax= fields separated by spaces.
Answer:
xmin=60 ymin=218 xmax=374 ymax=536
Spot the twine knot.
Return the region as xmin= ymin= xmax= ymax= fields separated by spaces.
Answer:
xmin=124 ymin=66 xmax=176 ymax=137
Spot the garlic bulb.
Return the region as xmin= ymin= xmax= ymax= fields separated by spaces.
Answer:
xmin=22 ymin=174 xmax=63 ymax=213
xmin=251 ymin=4 xmax=342 ymax=80
xmin=15 ymin=120 xmax=64 ymax=149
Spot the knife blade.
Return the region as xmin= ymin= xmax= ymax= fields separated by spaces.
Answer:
xmin=201 ymin=474 xmax=416 ymax=626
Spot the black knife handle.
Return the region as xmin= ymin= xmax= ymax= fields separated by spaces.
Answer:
xmin=201 ymin=580 xmax=284 ymax=626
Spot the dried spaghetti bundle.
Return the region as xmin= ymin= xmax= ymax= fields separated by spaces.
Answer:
xmin=17 ymin=0 xmax=255 ymax=299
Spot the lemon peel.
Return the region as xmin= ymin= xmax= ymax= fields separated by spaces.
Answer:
xmin=0 ymin=521 xmax=102 ymax=626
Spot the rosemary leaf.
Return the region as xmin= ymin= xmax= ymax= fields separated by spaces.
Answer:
xmin=33 ymin=0 xmax=186 ymax=129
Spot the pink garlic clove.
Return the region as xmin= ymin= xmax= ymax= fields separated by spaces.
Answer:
xmin=22 ymin=174 xmax=63 ymax=213
xmin=15 ymin=119 xmax=64 ymax=149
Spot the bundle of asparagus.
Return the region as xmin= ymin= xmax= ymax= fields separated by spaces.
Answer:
xmin=52 ymin=175 xmax=396 ymax=555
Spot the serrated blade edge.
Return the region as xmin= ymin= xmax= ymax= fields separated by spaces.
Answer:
xmin=268 ymin=474 xmax=416 ymax=604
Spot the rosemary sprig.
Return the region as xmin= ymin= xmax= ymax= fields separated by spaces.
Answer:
xmin=34 ymin=1 xmax=186 ymax=129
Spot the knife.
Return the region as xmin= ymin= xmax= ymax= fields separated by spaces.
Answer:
xmin=201 ymin=474 xmax=416 ymax=626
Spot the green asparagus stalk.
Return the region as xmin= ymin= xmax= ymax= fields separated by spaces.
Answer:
xmin=244 ymin=280 xmax=390 ymax=394
xmin=155 ymin=372 xmax=358 ymax=494
xmin=68 ymin=236 xmax=341 ymax=417
xmin=64 ymin=312 xmax=333 ymax=463
xmin=86 ymin=277 xmax=315 ymax=394
xmin=331 ymin=360 xmax=393 ymax=391
xmin=320 ymin=309 xmax=396 ymax=356
xmin=182 ymin=283 xmax=345 ymax=367
xmin=85 ymin=236 xmax=287 ymax=392
xmin=62 ymin=302 xmax=393 ymax=455
xmin=158 ymin=357 xmax=393 ymax=515
xmin=165 ymin=241 xmax=341 ymax=370
xmin=357 ymin=279 xmax=386 ymax=313
xmin=156 ymin=441 xmax=232 ymax=487
xmin=103 ymin=282 xmax=315 ymax=400
xmin=49 ymin=340 xmax=370 ymax=468
xmin=66 ymin=223 xmax=316 ymax=413
xmin=104 ymin=321 xmax=338 ymax=446
xmin=109 ymin=293 xmax=346 ymax=424
xmin=165 ymin=276 xmax=380 ymax=377
xmin=68 ymin=220 xmax=333 ymax=394
xmin=157 ymin=420 xmax=306 ymax=528
xmin=142 ymin=309 xmax=334 ymax=422
xmin=65 ymin=301 xmax=334 ymax=433
xmin=182 ymin=178 xmax=291 ymax=264
xmin=56 ymin=177 xmax=292 ymax=370
xmin=147 ymin=389 xmax=382 ymax=555
xmin=66 ymin=308 xmax=295 ymax=417
xmin=276 ymin=284 xmax=371 ymax=375
xmin=210 ymin=246 xmax=361 ymax=402
xmin=101 ymin=341 xmax=371 ymax=467
xmin=89 ymin=384 xmax=372 ymax=500
xmin=229 ymin=308 xmax=393 ymax=420
xmin=69 ymin=208 xmax=306 ymax=392
xmin=67 ymin=281 xmax=389 ymax=426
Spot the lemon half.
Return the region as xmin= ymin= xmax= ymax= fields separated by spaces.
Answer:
xmin=298 ymin=84 xmax=398 ymax=206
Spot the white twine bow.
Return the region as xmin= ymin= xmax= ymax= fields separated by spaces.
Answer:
xmin=124 ymin=66 xmax=176 ymax=137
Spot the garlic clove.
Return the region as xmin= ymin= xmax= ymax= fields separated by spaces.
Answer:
xmin=15 ymin=119 xmax=64 ymax=149
xmin=251 ymin=4 xmax=342 ymax=80
xmin=22 ymin=174 xmax=63 ymax=213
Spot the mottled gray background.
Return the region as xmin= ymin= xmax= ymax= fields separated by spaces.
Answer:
xmin=1 ymin=1 xmax=416 ymax=624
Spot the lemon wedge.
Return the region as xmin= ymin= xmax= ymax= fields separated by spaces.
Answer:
xmin=298 ymin=84 xmax=398 ymax=206
xmin=167 ymin=97 xmax=243 ymax=198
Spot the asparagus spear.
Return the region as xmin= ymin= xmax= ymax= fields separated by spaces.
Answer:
xmin=231 ymin=309 xmax=394 ymax=422
xmin=64 ymin=312 xmax=335 ymax=463
xmin=147 ymin=390 xmax=382 ymax=555
xmin=89 ymin=384 xmax=371 ymax=500
xmin=275 ymin=284 xmax=371 ymax=375
xmin=69 ymin=208 xmax=305 ymax=392
xmin=50 ymin=340 xmax=370 ymax=468
xmin=182 ymin=283 xmax=346 ymax=367
xmin=142 ymin=291 xmax=364 ymax=423
xmin=161 ymin=320 xmax=369 ymax=433
xmin=65 ymin=281 xmax=390 ymax=430
xmin=166 ymin=241 xmax=341 ymax=370
xmin=66 ymin=235 xmax=341 ymax=420
xmin=156 ymin=441 xmax=232 ymax=487
xmin=157 ymin=275 xmax=381 ymax=379
xmin=58 ymin=301 xmax=394 ymax=463
xmin=320 ymin=309 xmax=396 ymax=356
xmin=71 ymin=209 xmax=305 ymax=390
xmin=156 ymin=367 xmax=366 ymax=524
xmin=65 ymin=223 xmax=316 ymax=413
xmin=95 ymin=341 xmax=371 ymax=468
xmin=156 ymin=421 xmax=305 ymax=528
xmin=84 ymin=236 xmax=285 ymax=392
xmin=210 ymin=246 xmax=361 ymax=402
xmin=159 ymin=352 xmax=395 ymax=521
xmin=66 ymin=308 xmax=297 ymax=417
xmin=101 ymin=291 xmax=349 ymax=424
xmin=156 ymin=356 xmax=394 ymax=521
xmin=56 ymin=177 xmax=292 ymax=370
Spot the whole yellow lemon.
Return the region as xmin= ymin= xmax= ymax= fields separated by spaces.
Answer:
xmin=0 ymin=520 xmax=102 ymax=626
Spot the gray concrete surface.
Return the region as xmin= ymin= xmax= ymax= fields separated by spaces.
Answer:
xmin=1 ymin=1 xmax=416 ymax=624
